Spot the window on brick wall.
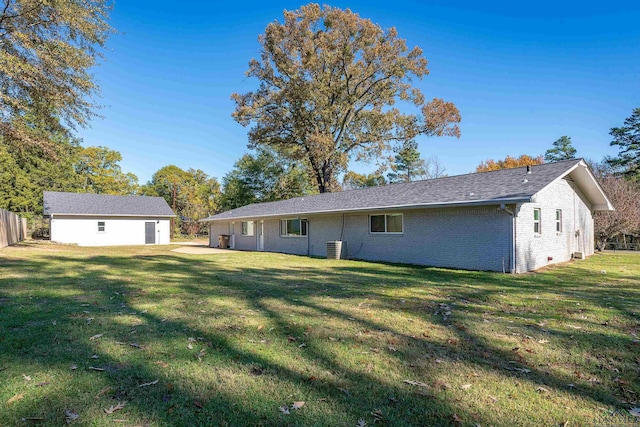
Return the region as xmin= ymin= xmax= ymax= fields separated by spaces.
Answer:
xmin=370 ymin=214 xmax=403 ymax=234
xmin=241 ymin=221 xmax=254 ymax=236
xmin=556 ymin=209 xmax=562 ymax=233
xmin=533 ymin=208 xmax=541 ymax=234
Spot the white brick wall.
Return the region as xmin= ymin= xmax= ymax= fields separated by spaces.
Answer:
xmin=515 ymin=178 xmax=594 ymax=272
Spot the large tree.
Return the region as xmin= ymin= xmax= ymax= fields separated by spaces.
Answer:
xmin=544 ymin=136 xmax=576 ymax=162
xmin=75 ymin=146 xmax=138 ymax=195
xmin=220 ymin=149 xmax=315 ymax=211
xmin=143 ymin=165 xmax=221 ymax=236
xmin=386 ymin=140 xmax=446 ymax=183
xmin=0 ymin=0 xmax=113 ymax=150
xmin=606 ymin=107 xmax=640 ymax=181
xmin=476 ymin=155 xmax=544 ymax=172
xmin=594 ymin=174 xmax=640 ymax=250
xmin=232 ymin=3 xmax=460 ymax=193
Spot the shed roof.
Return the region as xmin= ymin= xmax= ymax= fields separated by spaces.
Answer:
xmin=44 ymin=192 xmax=175 ymax=217
xmin=201 ymin=159 xmax=613 ymax=222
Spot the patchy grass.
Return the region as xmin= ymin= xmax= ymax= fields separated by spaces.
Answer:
xmin=0 ymin=242 xmax=638 ymax=426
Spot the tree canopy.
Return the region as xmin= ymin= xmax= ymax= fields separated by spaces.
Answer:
xmin=476 ymin=155 xmax=544 ymax=172
xmin=342 ymin=171 xmax=386 ymax=190
xmin=219 ymin=149 xmax=315 ymax=211
xmin=142 ymin=165 xmax=221 ymax=236
xmin=232 ymin=3 xmax=460 ymax=193
xmin=606 ymin=107 xmax=640 ymax=181
xmin=544 ymin=136 xmax=576 ymax=162
xmin=75 ymin=146 xmax=138 ymax=195
xmin=0 ymin=0 xmax=113 ymax=150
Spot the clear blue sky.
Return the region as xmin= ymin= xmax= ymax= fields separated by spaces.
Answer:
xmin=76 ymin=1 xmax=640 ymax=184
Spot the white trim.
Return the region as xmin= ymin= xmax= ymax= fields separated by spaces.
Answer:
xmin=279 ymin=218 xmax=308 ymax=237
xmin=369 ymin=213 xmax=404 ymax=235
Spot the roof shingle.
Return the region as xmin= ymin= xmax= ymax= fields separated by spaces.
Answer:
xmin=44 ymin=192 xmax=175 ymax=217
xmin=202 ymin=159 xmax=584 ymax=221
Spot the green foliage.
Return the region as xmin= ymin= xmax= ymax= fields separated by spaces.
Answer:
xmin=220 ymin=149 xmax=315 ymax=211
xmin=145 ymin=165 xmax=221 ymax=235
xmin=0 ymin=126 xmax=82 ymax=217
xmin=342 ymin=171 xmax=386 ymax=190
xmin=606 ymin=107 xmax=640 ymax=181
xmin=75 ymin=146 xmax=138 ymax=195
xmin=0 ymin=0 xmax=113 ymax=150
xmin=386 ymin=141 xmax=433 ymax=183
xmin=232 ymin=3 xmax=460 ymax=193
xmin=544 ymin=136 xmax=577 ymax=162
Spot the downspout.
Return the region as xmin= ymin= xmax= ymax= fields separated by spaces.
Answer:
xmin=500 ymin=204 xmax=516 ymax=274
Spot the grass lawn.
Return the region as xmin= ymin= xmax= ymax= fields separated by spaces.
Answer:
xmin=0 ymin=243 xmax=639 ymax=426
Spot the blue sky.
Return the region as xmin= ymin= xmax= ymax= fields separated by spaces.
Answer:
xmin=76 ymin=1 xmax=640 ymax=184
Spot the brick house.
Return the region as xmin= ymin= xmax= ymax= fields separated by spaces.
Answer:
xmin=200 ymin=159 xmax=613 ymax=273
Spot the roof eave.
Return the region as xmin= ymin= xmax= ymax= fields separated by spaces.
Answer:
xmin=199 ymin=197 xmax=531 ymax=222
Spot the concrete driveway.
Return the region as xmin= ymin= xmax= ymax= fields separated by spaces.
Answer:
xmin=171 ymin=245 xmax=233 ymax=255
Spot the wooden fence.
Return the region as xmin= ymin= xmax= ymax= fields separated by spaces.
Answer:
xmin=0 ymin=208 xmax=27 ymax=248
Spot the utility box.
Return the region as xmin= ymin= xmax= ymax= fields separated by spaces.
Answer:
xmin=218 ymin=234 xmax=230 ymax=249
xmin=327 ymin=241 xmax=343 ymax=259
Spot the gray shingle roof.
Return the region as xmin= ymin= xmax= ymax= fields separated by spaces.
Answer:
xmin=202 ymin=159 xmax=586 ymax=221
xmin=44 ymin=192 xmax=175 ymax=217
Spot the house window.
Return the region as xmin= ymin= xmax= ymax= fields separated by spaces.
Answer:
xmin=370 ymin=214 xmax=403 ymax=234
xmin=97 ymin=221 xmax=105 ymax=232
xmin=241 ymin=221 xmax=254 ymax=236
xmin=280 ymin=219 xmax=307 ymax=237
xmin=533 ymin=208 xmax=541 ymax=234
xmin=556 ymin=209 xmax=562 ymax=233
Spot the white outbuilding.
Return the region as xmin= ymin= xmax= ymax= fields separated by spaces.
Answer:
xmin=44 ymin=191 xmax=175 ymax=246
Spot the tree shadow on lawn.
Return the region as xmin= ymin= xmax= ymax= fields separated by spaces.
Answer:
xmin=0 ymin=249 xmax=638 ymax=425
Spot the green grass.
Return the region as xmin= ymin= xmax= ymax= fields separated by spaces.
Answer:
xmin=0 ymin=242 xmax=639 ymax=426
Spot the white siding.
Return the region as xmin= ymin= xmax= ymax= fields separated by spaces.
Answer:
xmin=51 ymin=216 xmax=171 ymax=246
xmin=515 ymin=178 xmax=594 ymax=272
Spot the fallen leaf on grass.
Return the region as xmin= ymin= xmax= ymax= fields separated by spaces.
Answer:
xmin=88 ymin=367 xmax=104 ymax=371
xmin=536 ymin=386 xmax=550 ymax=393
xmin=279 ymin=406 xmax=290 ymax=415
xmin=339 ymin=387 xmax=350 ymax=395
xmin=91 ymin=355 xmax=99 ymax=359
xmin=129 ymin=343 xmax=142 ymax=349
xmin=64 ymin=410 xmax=79 ymax=424
xmin=291 ymin=401 xmax=305 ymax=410
xmin=154 ymin=361 xmax=169 ymax=368
xmin=137 ymin=380 xmax=159 ymax=388
xmin=357 ymin=418 xmax=367 ymax=427
xmin=404 ymin=380 xmax=429 ymax=388
xmin=7 ymin=393 xmax=24 ymax=405
xmin=89 ymin=334 xmax=103 ymax=340
xmin=298 ymin=343 xmax=307 ymax=349
xmin=95 ymin=386 xmax=111 ymax=399
xmin=537 ymin=339 xmax=549 ymax=344
xmin=35 ymin=382 xmax=50 ymax=387
xmin=194 ymin=349 xmax=206 ymax=361
xmin=22 ymin=374 xmax=31 ymax=381
xmin=460 ymin=383 xmax=472 ymax=390
xmin=193 ymin=400 xmax=204 ymax=409
xmin=104 ymin=401 xmax=126 ymax=414
xmin=70 ymin=364 xmax=77 ymax=370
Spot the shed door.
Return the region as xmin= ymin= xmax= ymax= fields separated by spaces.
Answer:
xmin=145 ymin=222 xmax=156 ymax=244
